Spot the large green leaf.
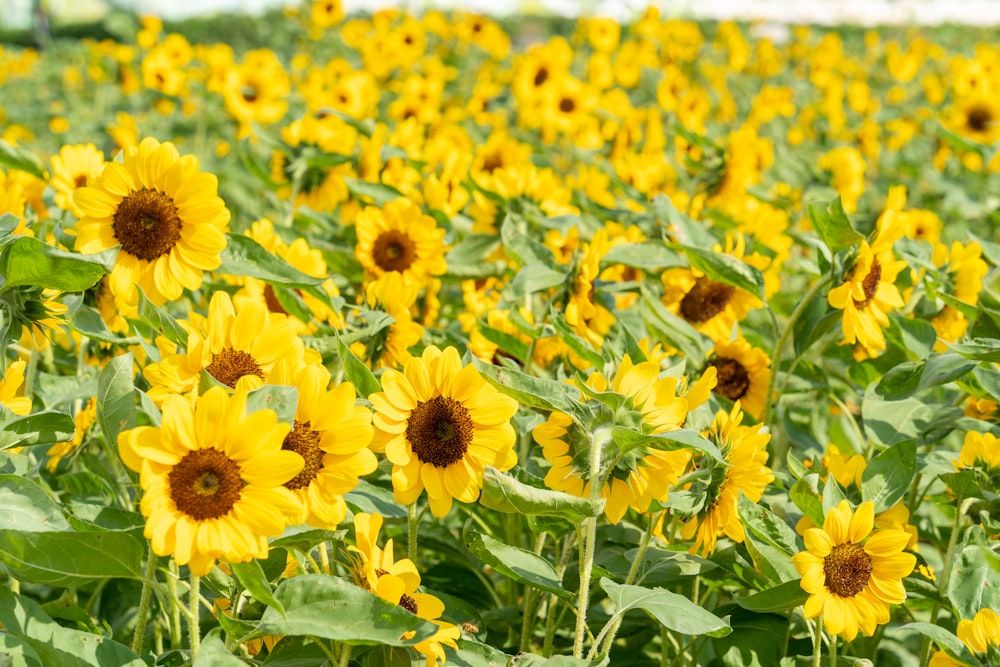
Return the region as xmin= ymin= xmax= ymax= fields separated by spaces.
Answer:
xmin=0 ymin=140 xmax=45 ymax=179
xmin=465 ymin=530 xmax=569 ymax=598
xmin=500 ymin=215 xmax=558 ymax=269
xmin=0 ymin=411 xmax=75 ymax=450
xmin=947 ymin=538 xmax=1000 ymax=620
xmin=682 ymin=244 xmax=765 ymax=301
xmin=735 ymin=580 xmax=808 ymax=613
xmin=0 ymin=588 xmax=145 ymax=667
xmin=806 ymin=199 xmax=863 ymax=256
xmin=218 ymin=234 xmax=324 ymax=286
xmin=446 ymin=639 xmax=511 ymax=667
xmin=603 ymin=242 xmax=684 ymax=271
xmin=97 ymin=353 xmax=137 ymax=448
xmin=344 ymin=177 xmax=404 ymax=207
xmin=479 ymin=468 xmax=602 ymax=521
xmin=872 ymin=354 xmax=976 ymax=400
xmin=337 ymin=336 xmax=381 ymax=399
xmin=136 ymin=287 xmax=188 ymax=347
xmin=471 ymin=357 xmax=581 ymax=415
xmin=737 ymin=495 xmax=800 ymax=556
xmin=0 ymin=236 xmax=115 ymax=292
xmin=611 ymin=426 xmax=726 ymax=465
xmin=899 ymin=623 xmax=977 ymax=664
xmin=600 ymin=578 xmax=731 ymax=637
xmin=257 ymin=575 xmax=438 ymax=645
xmin=192 ymin=629 xmax=246 ymax=666
xmin=861 ymin=440 xmax=917 ymax=513
xmin=231 ymin=560 xmax=286 ymax=616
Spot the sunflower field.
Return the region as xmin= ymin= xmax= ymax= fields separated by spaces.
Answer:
xmin=1 ymin=2 xmax=1000 ymax=666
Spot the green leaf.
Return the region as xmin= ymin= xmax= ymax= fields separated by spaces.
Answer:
xmin=742 ymin=530 xmax=799 ymax=585
xmin=550 ymin=312 xmax=604 ymax=369
xmin=192 ymin=629 xmax=245 ymax=666
xmin=0 ymin=140 xmax=45 ymax=179
xmin=257 ymin=575 xmax=438 ymax=645
xmin=862 ymin=394 xmax=936 ymax=447
xmin=807 ymin=199 xmax=863 ymax=255
xmin=471 ymin=356 xmax=581 ymax=415
xmin=737 ymin=494 xmax=800 ymax=556
xmin=509 ymin=265 xmax=567 ymax=296
xmin=949 ymin=338 xmax=1000 ymax=362
xmin=899 ymin=623 xmax=976 ymax=663
xmin=465 ymin=530 xmax=569 ymax=598
xmin=861 ymin=440 xmax=917 ymax=513
xmin=821 ymin=476 xmax=847 ymax=514
xmin=70 ymin=304 xmax=139 ymax=345
xmin=479 ymin=466 xmax=603 ymax=523
xmin=947 ymin=540 xmax=1000 ymax=620
xmin=711 ymin=606 xmax=789 ymax=667
xmin=446 ymin=234 xmax=501 ymax=265
xmin=611 ymin=427 xmax=727 ymax=465
xmin=246 ymin=384 xmax=298 ymax=426
xmin=790 ymin=475 xmax=824 ymax=527
xmin=136 ymin=286 xmax=188 ymax=347
xmin=97 ymin=353 xmax=136 ymax=448
xmin=344 ymin=479 xmax=408 ymax=519
xmin=650 ymin=195 xmax=717 ymax=248
xmin=640 ymin=291 xmax=712 ymax=367
xmin=0 ymin=411 xmax=75 ymax=450
xmin=735 ymin=580 xmax=808 ymax=613
xmin=682 ymin=244 xmax=765 ymax=301
xmin=0 ymin=475 xmax=71 ymax=532
xmin=602 ymin=242 xmax=684 ymax=271
xmin=231 ymin=560 xmax=286 ymax=616
xmin=446 ymin=638 xmax=511 ymax=667
xmin=337 ymin=337 xmax=381 ymax=399
xmin=344 ymin=177 xmax=404 ymax=207
xmin=305 ymin=311 xmax=395 ymax=354
xmin=500 ymin=215 xmax=558 ymax=269
xmin=600 ymin=578 xmax=731 ymax=637
xmin=218 ymin=235 xmax=323 ymax=287
xmin=873 ymin=354 xmax=976 ymax=400
xmin=476 ymin=323 xmax=530 ymax=364
xmin=0 ymin=237 xmax=115 ymax=292
xmin=0 ymin=588 xmax=145 ymax=667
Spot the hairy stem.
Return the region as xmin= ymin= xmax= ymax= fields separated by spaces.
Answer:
xmin=131 ymin=551 xmax=158 ymax=654
xmin=573 ymin=426 xmax=610 ymax=659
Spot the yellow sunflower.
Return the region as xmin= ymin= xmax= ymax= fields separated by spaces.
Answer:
xmin=355 ymin=198 xmax=447 ymax=285
xmin=73 ymin=137 xmax=230 ymax=306
xmin=792 ymin=500 xmax=916 ymax=642
xmin=930 ymin=241 xmax=988 ymax=352
xmin=955 ymin=431 xmax=1000 ymax=471
xmin=679 ymin=402 xmax=773 ymax=556
xmin=708 ymin=334 xmax=771 ymax=420
xmin=268 ymin=361 xmax=377 ymax=528
xmin=958 ymin=608 xmax=1000 ymax=656
xmin=117 ymin=387 xmax=304 ymax=575
xmin=823 ymin=443 xmax=867 ymax=488
xmin=536 ymin=356 xmax=717 ymax=524
xmin=565 ymin=229 xmax=616 ymax=351
xmin=369 ymin=346 xmax=519 ymax=518
xmin=361 ymin=271 xmax=426 ymax=369
xmin=45 ymin=397 xmax=98 ymax=472
xmin=144 ymin=290 xmax=319 ymax=405
xmin=827 ymin=209 xmax=907 ymax=357
xmin=49 ymin=143 xmax=105 ymax=217
xmin=0 ymin=360 xmax=32 ymax=416
xmin=348 ymin=513 xmax=461 ymax=667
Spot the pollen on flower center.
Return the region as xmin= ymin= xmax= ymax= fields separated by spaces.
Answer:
xmin=853 ymin=259 xmax=882 ymax=309
xmin=372 ymin=229 xmax=417 ymax=273
xmin=823 ymin=542 xmax=873 ymax=597
xmin=206 ymin=348 xmax=265 ymax=388
xmin=679 ymin=278 xmax=735 ymax=323
xmin=112 ymin=188 xmax=183 ymax=261
xmin=398 ymin=593 xmax=419 ymax=614
xmin=169 ymin=448 xmax=243 ymax=520
xmin=282 ymin=420 xmax=324 ymax=490
xmin=712 ymin=357 xmax=750 ymax=401
xmin=406 ymin=395 xmax=474 ymax=468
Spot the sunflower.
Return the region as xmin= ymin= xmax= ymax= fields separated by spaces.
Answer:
xmin=930 ymin=241 xmax=988 ymax=352
xmin=536 ymin=356 xmax=717 ymax=524
xmin=0 ymin=169 xmax=29 ymax=235
xmin=707 ymin=335 xmax=771 ymax=420
xmin=679 ymin=402 xmax=774 ymax=556
xmin=827 ymin=209 xmax=907 ymax=357
xmin=117 ymin=387 xmax=304 ymax=575
xmin=369 ymin=346 xmax=519 ymax=518
xmin=823 ymin=443 xmax=867 ymax=488
xmin=958 ymin=608 xmax=1000 ymax=656
xmin=565 ymin=229 xmax=616 ymax=351
xmin=792 ymin=500 xmax=917 ymax=642
xmin=49 ymin=143 xmax=105 ymax=217
xmin=45 ymin=397 xmax=98 ymax=472
xmin=17 ymin=289 xmax=69 ymax=352
xmin=955 ymin=431 xmax=1000 ymax=471
xmin=0 ymin=360 xmax=31 ymax=416
xmin=144 ymin=290 xmax=319 ymax=405
xmin=348 ymin=513 xmax=461 ymax=667
xmin=355 ymin=198 xmax=447 ymax=285
xmin=268 ymin=361 xmax=377 ymax=528
xmin=73 ymin=137 xmax=230 ymax=306
xmin=361 ymin=271 xmax=426 ymax=369
xmin=310 ymin=0 xmax=344 ymax=28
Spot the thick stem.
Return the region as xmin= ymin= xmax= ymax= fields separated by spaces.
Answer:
xmin=408 ymin=502 xmax=419 ymax=563
xmin=189 ymin=574 xmax=201 ymax=661
xmin=338 ymin=643 xmax=353 ymax=667
xmin=166 ymin=561 xmax=183 ymax=649
xmin=813 ymin=618 xmax=823 ymax=667
xmin=918 ymin=497 xmax=971 ymax=666
xmin=131 ymin=551 xmax=158 ymax=654
xmin=573 ymin=426 xmax=610 ymax=659
xmin=543 ymin=533 xmax=577 ymax=657
xmin=829 ymin=633 xmax=837 ymax=667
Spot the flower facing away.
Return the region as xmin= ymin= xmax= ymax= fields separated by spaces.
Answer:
xmin=369 ymin=346 xmax=519 ymax=518
xmin=117 ymin=387 xmax=304 ymax=575
xmin=679 ymin=402 xmax=773 ymax=556
xmin=348 ymin=512 xmax=461 ymax=667
xmin=957 ymin=607 xmax=1000 ymax=656
xmin=792 ymin=500 xmax=916 ymax=642
xmin=73 ymin=137 xmax=230 ymax=306
xmin=269 ymin=361 xmax=378 ymax=528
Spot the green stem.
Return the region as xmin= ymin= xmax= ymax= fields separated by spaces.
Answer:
xmin=309 ymin=636 xmax=338 ymax=664
xmin=573 ymin=426 xmax=610 ymax=659
xmin=338 ymin=642 xmax=353 ymax=667
xmin=813 ymin=617 xmax=823 ymax=667
xmin=408 ymin=502 xmax=420 ymax=563
xmin=918 ymin=497 xmax=971 ymax=667
xmin=763 ymin=275 xmax=833 ymax=429
xmin=543 ymin=533 xmax=577 ymax=656
xmin=829 ymin=633 xmax=837 ymax=667
xmin=131 ymin=551 xmax=158 ymax=654
xmin=23 ymin=348 xmax=38 ymax=398
xmin=318 ymin=542 xmax=331 ymax=575
xmin=189 ymin=574 xmax=201 ymax=661
xmin=166 ymin=561 xmax=183 ymax=649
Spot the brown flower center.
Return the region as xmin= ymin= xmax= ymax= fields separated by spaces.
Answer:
xmin=282 ymin=420 xmax=324 ymax=490
xmin=559 ymin=97 xmax=576 ymax=113
xmin=712 ymin=357 xmax=750 ymax=401
xmin=73 ymin=174 xmax=88 ymax=188
xmin=206 ymin=348 xmax=265 ymax=388
xmin=679 ymin=278 xmax=735 ymax=323
xmin=533 ymin=67 xmax=549 ymax=87
xmin=112 ymin=188 xmax=183 ymax=262
xmin=481 ymin=154 xmax=503 ymax=173
xmin=372 ymin=229 xmax=417 ymax=273
xmin=169 ymin=448 xmax=243 ymax=520
xmin=823 ymin=542 xmax=873 ymax=598
xmin=967 ymin=105 xmax=993 ymax=133
xmin=398 ymin=593 xmax=419 ymax=614
xmin=853 ymin=258 xmax=881 ymax=309
xmin=406 ymin=395 xmax=474 ymax=468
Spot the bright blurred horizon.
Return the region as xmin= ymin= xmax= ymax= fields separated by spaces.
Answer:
xmin=4 ymin=0 xmax=1000 ymax=29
